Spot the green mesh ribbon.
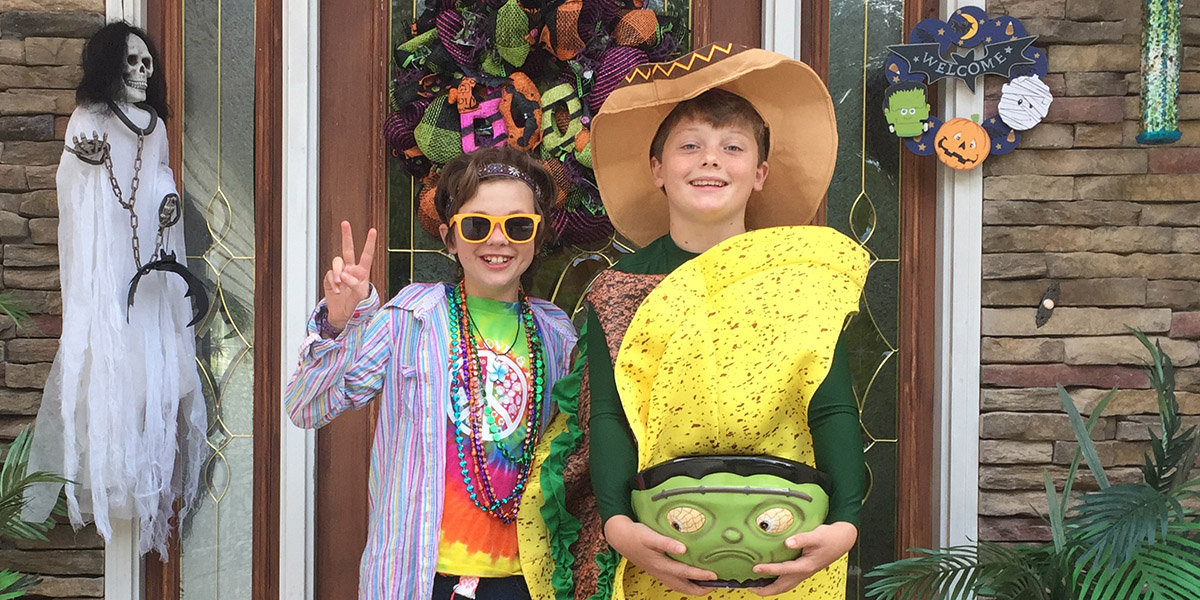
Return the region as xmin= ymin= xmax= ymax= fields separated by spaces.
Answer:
xmin=1137 ymin=0 xmax=1182 ymax=145
xmin=540 ymin=83 xmax=585 ymax=159
xmin=496 ymin=0 xmax=531 ymax=67
xmin=482 ymin=50 xmax=508 ymax=76
xmin=415 ymin=96 xmax=465 ymax=163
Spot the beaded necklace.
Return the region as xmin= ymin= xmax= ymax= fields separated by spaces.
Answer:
xmin=446 ymin=281 xmax=546 ymax=523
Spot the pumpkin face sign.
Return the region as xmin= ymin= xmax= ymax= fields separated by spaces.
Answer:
xmin=935 ymin=118 xmax=991 ymax=170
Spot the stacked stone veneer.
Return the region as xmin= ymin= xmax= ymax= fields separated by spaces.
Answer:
xmin=980 ymin=0 xmax=1200 ymax=542
xmin=1 ymin=1 xmax=105 ymax=597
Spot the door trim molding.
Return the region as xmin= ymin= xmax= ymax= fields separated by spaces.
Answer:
xmin=935 ymin=0 xmax=983 ymax=550
xmin=280 ymin=0 xmax=321 ymax=595
xmin=252 ymin=0 xmax=285 ymax=589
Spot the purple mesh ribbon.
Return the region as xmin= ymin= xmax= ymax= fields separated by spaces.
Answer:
xmin=589 ymin=46 xmax=647 ymax=112
xmin=551 ymin=206 xmax=613 ymax=245
xmin=384 ymin=99 xmax=429 ymax=156
xmin=437 ymin=10 xmax=473 ymax=66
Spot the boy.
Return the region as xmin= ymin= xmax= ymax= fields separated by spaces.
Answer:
xmin=518 ymin=44 xmax=867 ymax=600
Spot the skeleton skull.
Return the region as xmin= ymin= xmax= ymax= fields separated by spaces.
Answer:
xmin=123 ymin=33 xmax=152 ymax=103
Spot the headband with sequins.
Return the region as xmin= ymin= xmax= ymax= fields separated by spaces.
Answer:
xmin=477 ymin=163 xmax=542 ymax=199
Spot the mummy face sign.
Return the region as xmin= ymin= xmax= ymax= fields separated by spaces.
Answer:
xmin=998 ymin=76 xmax=1052 ymax=131
xmin=123 ymin=34 xmax=153 ymax=104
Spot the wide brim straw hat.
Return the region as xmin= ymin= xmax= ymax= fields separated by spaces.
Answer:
xmin=592 ymin=43 xmax=838 ymax=248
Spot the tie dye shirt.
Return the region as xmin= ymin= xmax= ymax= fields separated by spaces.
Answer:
xmin=283 ymin=284 xmax=577 ymax=599
xmin=438 ymin=296 xmax=533 ymax=576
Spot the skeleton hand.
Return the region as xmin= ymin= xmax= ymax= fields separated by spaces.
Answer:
xmin=159 ymin=193 xmax=182 ymax=228
xmin=65 ymin=131 xmax=110 ymax=165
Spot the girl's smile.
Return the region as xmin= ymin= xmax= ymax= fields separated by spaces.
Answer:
xmin=440 ymin=178 xmax=539 ymax=302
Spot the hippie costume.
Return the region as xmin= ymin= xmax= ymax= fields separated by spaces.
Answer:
xmin=285 ymin=281 xmax=578 ymax=598
xmin=517 ymin=44 xmax=868 ymax=599
xmin=283 ymin=157 xmax=577 ymax=599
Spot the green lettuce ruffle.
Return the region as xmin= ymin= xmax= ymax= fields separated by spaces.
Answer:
xmin=538 ymin=320 xmax=621 ymax=600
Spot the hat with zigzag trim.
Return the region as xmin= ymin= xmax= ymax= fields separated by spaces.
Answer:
xmin=592 ymin=43 xmax=838 ymax=248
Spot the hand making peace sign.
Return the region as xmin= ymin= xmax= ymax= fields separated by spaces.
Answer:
xmin=323 ymin=221 xmax=378 ymax=331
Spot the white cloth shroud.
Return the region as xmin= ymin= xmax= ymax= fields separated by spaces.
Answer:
xmin=23 ymin=103 xmax=208 ymax=557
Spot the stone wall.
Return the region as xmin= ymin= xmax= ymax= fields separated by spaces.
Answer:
xmin=980 ymin=0 xmax=1200 ymax=542
xmin=1 ymin=1 xmax=105 ymax=597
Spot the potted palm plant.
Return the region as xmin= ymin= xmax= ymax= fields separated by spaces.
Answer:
xmin=1 ymin=295 xmax=67 ymax=599
xmin=1 ymin=427 xmax=70 ymax=600
xmin=866 ymin=331 xmax=1200 ymax=600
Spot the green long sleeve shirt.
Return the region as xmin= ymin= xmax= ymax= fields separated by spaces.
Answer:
xmin=585 ymin=234 xmax=866 ymax=527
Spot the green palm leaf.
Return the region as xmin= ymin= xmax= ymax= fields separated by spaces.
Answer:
xmin=0 ymin=569 xmax=37 ymax=600
xmin=1069 ymin=483 xmax=1179 ymax=571
xmin=1076 ymin=532 xmax=1200 ymax=600
xmin=1051 ymin=387 xmax=1118 ymax=553
xmin=0 ymin=293 xmax=31 ymax=332
xmin=1129 ymin=330 xmax=1199 ymax=494
xmin=865 ymin=543 xmax=1054 ymax=600
xmin=1059 ymin=386 xmax=1110 ymax=489
xmin=0 ymin=427 xmax=69 ymax=541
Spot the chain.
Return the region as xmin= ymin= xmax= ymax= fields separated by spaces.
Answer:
xmin=103 ymin=133 xmax=146 ymax=269
xmin=99 ymin=108 xmax=181 ymax=273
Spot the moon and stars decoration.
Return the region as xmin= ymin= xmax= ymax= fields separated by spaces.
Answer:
xmin=883 ymin=7 xmax=1051 ymax=169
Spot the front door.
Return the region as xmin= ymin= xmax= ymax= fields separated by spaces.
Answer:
xmin=315 ymin=2 xmax=938 ymax=599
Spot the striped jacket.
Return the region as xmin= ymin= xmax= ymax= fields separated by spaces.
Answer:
xmin=284 ymin=282 xmax=578 ymax=599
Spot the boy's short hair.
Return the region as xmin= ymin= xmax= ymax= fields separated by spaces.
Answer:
xmin=648 ymin=88 xmax=771 ymax=163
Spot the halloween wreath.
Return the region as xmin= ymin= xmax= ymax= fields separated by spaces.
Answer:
xmin=882 ymin=7 xmax=1052 ymax=170
xmin=386 ymin=0 xmax=688 ymax=245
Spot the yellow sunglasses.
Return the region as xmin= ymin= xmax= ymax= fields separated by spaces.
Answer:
xmin=448 ymin=213 xmax=542 ymax=244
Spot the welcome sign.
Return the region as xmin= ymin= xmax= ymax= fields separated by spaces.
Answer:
xmin=887 ymin=36 xmax=1037 ymax=93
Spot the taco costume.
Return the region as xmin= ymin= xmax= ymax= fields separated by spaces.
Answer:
xmin=517 ymin=44 xmax=867 ymax=600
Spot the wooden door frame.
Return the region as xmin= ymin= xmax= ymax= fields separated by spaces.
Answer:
xmin=311 ymin=0 xmax=391 ymax=596
xmin=897 ymin=0 xmax=940 ymax=556
xmin=144 ymin=0 xmax=284 ymax=594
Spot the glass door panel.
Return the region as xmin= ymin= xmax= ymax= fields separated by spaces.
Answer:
xmin=176 ymin=0 xmax=257 ymax=596
xmin=826 ymin=1 xmax=906 ymax=596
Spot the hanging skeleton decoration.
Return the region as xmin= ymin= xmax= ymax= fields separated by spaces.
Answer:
xmin=24 ymin=22 xmax=209 ymax=559
xmin=63 ymin=36 xmax=208 ymax=324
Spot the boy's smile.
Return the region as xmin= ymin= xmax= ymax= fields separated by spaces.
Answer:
xmin=651 ymin=118 xmax=769 ymax=230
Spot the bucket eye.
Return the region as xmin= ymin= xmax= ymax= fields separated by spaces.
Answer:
xmin=665 ymin=506 xmax=705 ymax=533
xmin=755 ymin=507 xmax=795 ymax=534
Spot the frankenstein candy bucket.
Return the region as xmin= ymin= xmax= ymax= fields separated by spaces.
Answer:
xmin=630 ymin=455 xmax=831 ymax=588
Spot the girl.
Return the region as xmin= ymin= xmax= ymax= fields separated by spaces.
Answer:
xmin=284 ymin=146 xmax=577 ymax=599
